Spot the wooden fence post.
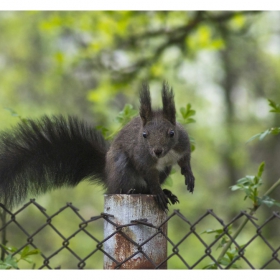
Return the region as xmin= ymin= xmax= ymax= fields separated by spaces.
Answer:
xmin=103 ymin=194 xmax=167 ymax=269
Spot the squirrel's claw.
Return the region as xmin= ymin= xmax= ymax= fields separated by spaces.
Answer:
xmin=154 ymin=191 xmax=169 ymax=212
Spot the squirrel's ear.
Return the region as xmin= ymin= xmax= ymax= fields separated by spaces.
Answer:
xmin=162 ymin=81 xmax=176 ymax=125
xmin=139 ymin=83 xmax=153 ymax=125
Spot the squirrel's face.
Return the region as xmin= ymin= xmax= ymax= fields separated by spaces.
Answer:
xmin=141 ymin=118 xmax=178 ymax=159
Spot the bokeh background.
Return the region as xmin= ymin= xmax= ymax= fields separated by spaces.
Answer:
xmin=0 ymin=11 xmax=280 ymax=269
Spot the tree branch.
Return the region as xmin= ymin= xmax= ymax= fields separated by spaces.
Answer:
xmin=111 ymin=11 xmax=262 ymax=80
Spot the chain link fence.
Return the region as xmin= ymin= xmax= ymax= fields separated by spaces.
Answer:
xmin=0 ymin=199 xmax=279 ymax=269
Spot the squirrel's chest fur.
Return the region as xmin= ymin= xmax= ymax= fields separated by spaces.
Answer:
xmin=155 ymin=149 xmax=181 ymax=171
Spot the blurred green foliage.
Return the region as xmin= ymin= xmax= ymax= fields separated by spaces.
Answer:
xmin=0 ymin=245 xmax=40 ymax=269
xmin=0 ymin=11 xmax=280 ymax=269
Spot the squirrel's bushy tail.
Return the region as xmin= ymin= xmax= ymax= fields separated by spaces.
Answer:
xmin=0 ymin=115 xmax=109 ymax=208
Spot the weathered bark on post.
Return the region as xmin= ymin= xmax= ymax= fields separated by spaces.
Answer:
xmin=103 ymin=194 xmax=167 ymax=269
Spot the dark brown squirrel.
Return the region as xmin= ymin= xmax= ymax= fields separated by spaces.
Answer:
xmin=0 ymin=82 xmax=195 ymax=211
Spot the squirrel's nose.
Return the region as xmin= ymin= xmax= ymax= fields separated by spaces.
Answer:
xmin=154 ymin=148 xmax=163 ymax=157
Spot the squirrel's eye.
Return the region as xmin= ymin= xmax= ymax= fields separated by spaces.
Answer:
xmin=143 ymin=132 xmax=147 ymax=138
xmin=169 ymin=130 xmax=175 ymax=137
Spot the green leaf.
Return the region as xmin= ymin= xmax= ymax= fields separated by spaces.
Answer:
xmin=244 ymin=188 xmax=253 ymax=198
xmin=201 ymin=228 xmax=223 ymax=235
xmin=2 ymin=255 xmax=18 ymax=269
xmin=20 ymin=246 xmax=30 ymax=258
xmin=180 ymin=118 xmax=196 ymax=125
xmin=268 ymin=99 xmax=280 ymax=113
xmin=258 ymin=196 xmax=280 ymax=208
xmin=230 ymin=185 xmax=242 ymax=191
xmin=191 ymin=143 xmax=195 ymax=152
xmin=20 ymin=246 xmax=40 ymax=259
xmin=246 ymin=132 xmax=262 ymax=143
xmin=257 ymin=162 xmax=265 ymax=178
xmin=189 ymin=136 xmax=196 ymax=152
xmin=179 ymin=104 xmax=196 ymax=124
xmin=230 ymin=163 xmax=265 ymax=206
xmin=202 ymin=262 xmax=218 ymax=269
xmin=259 ymin=129 xmax=271 ymax=141
xmin=26 ymin=249 xmax=40 ymax=256
xmin=0 ymin=264 xmax=9 ymax=269
xmin=201 ymin=225 xmax=232 ymax=242
xmin=236 ymin=176 xmax=254 ymax=185
xmin=247 ymin=127 xmax=280 ymax=143
xmin=0 ymin=262 xmax=12 ymax=269
xmin=219 ymin=256 xmax=230 ymax=266
xmin=217 ymin=237 xmax=230 ymax=249
xmin=247 ymin=99 xmax=280 ymax=143
xmin=115 ymin=104 xmax=137 ymax=126
xmin=2 ymin=245 xmax=18 ymax=253
xmin=95 ymin=125 xmax=110 ymax=138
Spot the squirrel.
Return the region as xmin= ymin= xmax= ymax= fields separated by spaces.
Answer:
xmin=0 ymin=82 xmax=195 ymax=211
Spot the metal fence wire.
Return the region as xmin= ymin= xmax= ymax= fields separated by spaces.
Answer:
xmin=0 ymin=199 xmax=279 ymax=269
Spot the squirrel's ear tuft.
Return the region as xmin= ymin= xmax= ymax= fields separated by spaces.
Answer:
xmin=162 ymin=81 xmax=176 ymax=125
xmin=139 ymin=82 xmax=153 ymax=125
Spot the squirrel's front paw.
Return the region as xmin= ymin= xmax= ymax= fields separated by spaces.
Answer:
xmin=185 ymin=174 xmax=195 ymax=193
xmin=163 ymin=189 xmax=179 ymax=204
